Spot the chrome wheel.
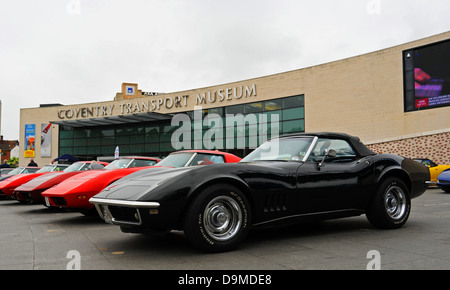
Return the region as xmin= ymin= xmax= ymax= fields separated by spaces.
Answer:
xmin=203 ymin=195 xmax=242 ymax=241
xmin=366 ymin=178 xmax=411 ymax=229
xmin=384 ymin=185 xmax=407 ymax=220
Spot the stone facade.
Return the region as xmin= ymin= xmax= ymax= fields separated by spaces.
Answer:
xmin=367 ymin=131 xmax=450 ymax=164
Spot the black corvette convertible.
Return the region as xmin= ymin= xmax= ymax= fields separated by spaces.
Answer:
xmin=90 ymin=132 xmax=429 ymax=252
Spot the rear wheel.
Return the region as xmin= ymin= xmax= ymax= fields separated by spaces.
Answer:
xmin=183 ymin=184 xmax=251 ymax=252
xmin=366 ymin=177 xmax=411 ymax=229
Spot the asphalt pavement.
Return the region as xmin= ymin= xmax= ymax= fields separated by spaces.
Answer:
xmin=1 ymin=188 xmax=450 ymax=270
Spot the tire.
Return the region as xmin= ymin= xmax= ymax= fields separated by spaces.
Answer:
xmin=366 ymin=177 xmax=411 ymax=229
xmin=183 ymin=183 xmax=251 ymax=252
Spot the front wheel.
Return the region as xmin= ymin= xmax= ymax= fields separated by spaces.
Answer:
xmin=183 ymin=184 xmax=251 ymax=252
xmin=366 ymin=177 xmax=411 ymax=229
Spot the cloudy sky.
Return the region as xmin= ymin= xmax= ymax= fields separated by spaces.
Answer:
xmin=1 ymin=0 xmax=449 ymax=140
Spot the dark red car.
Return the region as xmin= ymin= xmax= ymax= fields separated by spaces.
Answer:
xmin=14 ymin=161 xmax=109 ymax=204
xmin=42 ymin=150 xmax=241 ymax=214
xmin=0 ymin=164 xmax=68 ymax=199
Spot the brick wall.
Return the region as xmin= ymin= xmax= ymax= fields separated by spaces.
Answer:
xmin=367 ymin=132 xmax=450 ymax=164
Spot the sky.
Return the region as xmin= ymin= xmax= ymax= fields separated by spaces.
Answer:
xmin=1 ymin=0 xmax=449 ymax=141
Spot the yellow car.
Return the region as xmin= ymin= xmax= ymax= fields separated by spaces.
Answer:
xmin=414 ymin=158 xmax=450 ymax=185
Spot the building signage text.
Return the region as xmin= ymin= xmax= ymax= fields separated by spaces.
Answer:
xmin=56 ymin=83 xmax=257 ymax=120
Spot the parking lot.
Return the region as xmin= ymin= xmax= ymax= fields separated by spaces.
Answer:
xmin=1 ymin=188 xmax=450 ymax=270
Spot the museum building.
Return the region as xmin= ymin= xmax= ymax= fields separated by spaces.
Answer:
xmin=19 ymin=31 xmax=450 ymax=167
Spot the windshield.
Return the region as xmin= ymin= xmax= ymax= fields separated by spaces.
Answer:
xmin=156 ymin=153 xmax=194 ymax=167
xmin=64 ymin=162 xmax=91 ymax=172
xmin=241 ymin=137 xmax=314 ymax=162
xmin=6 ymin=167 xmax=24 ymax=175
xmin=36 ymin=165 xmax=57 ymax=173
xmin=104 ymin=159 xmax=132 ymax=169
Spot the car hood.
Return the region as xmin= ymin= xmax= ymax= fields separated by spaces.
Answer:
xmin=94 ymin=166 xmax=195 ymax=201
xmin=14 ymin=171 xmax=76 ymax=191
xmin=0 ymin=172 xmax=48 ymax=188
xmin=93 ymin=161 xmax=295 ymax=202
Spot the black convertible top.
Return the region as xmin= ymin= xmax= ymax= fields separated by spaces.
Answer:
xmin=278 ymin=132 xmax=377 ymax=157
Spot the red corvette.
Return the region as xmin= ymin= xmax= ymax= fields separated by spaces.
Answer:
xmin=14 ymin=161 xmax=109 ymax=204
xmin=42 ymin=150 xmax=241 ymax=214
xmin=0 ymin=166 xmax=41 ymax=182
xmin=42 ymin=156 xmax=161 ymax=213
xmin=0 ymin=164 xmax=69 ymax=199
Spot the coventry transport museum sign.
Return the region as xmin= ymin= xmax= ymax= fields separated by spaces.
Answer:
xmin=56 ymin=83 xmax=257 ymax=120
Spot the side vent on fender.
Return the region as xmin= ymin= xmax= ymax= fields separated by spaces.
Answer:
xmin=264 ymin=192 xmax=287 ymax=213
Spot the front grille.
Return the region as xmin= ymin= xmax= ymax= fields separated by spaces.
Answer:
xmin=51 ymin=197 xmax=67 ymax=206
xmin=108 ymin=206 xmax=140 ymax=224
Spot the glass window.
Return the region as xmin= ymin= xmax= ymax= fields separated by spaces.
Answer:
xmin=118 ymin=145 xmax=130 ymax=154
xmin=74 ymin=129 xmax=88 ymax=138
xmin=244 ymin=102 xmax=262 ymax=113
xmin=88 ymin=128 xmax=102 ymax=138
xmin=283 ymin=107 xmax=304 ymax=121
xmin=225 ymin=104 xmax=244 ymax=115
xmin=157 ymin=152 xmax=195 ymax=167
xmin=58 ymin=95 xmax=305 ymax=160
xmin=60 ymin=139 xmax=73 ymax=147
xmin=145 ymin=143 xmax=160 ymax=152
xmin=189 ymin=153 xmax=225 ymax=166
xmin=116 ymin=128 xmax=131 ymax=136
xmin=282 ymin=120 xmax=305 ymax=133
xmin=59 ymin=129 xmax=73 ymax=139
xmin=101 ymin=129 xmax=115 ymax=137
xmin=102 ymin=136 xmax=115 ymax=146
xmin=86 ymin=146 xmax=102 ymax=155
xmin=264 ymin=99 xmax=282 ymax=111
xmin=87 ymin=138 xmax=102 ymax=146
xmin=102 ymin=145 xmax=115 ymax=155
xmin=64 ymin=162 xmax=92 ymax=172
xmin=130 ymin=143 xmax=145 ymax=153
xmin=241 ymin=137 xmax=314 ymax=162
xmin=208 ymin=107 xmax=224 ymax=116
xmin=116 ymin=135 xmax=129 ymax=145
xmin=145 ymin=125 xmax=160 ymax=135
xmin=308 ymin=138 xmax=356 ymax=162
xmin=130 ymin=134 xmax=144 ymax=143
xmin=129 ymin=159 xmax=158 ymax=167
xmin=73 ymin=146 xmax=87 ymax=155
xmin=263 ymin=110 xmax=282 ymax=123
xmin=59 ymin=147 xmax=72 ymax=156
xmin=74 ymin=139 xmax=87 ymax=146
xmin=282 ymin=95 xmax=304 ymax=108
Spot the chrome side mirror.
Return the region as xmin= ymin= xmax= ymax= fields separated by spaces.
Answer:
xmin=319 ymin=149 xmax=337 ymax=167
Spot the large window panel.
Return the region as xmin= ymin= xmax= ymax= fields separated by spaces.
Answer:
xmin=283 ymin=107 xmax=304 ymax=121
xmin=282 ymin=119 xmax=305 ymax=133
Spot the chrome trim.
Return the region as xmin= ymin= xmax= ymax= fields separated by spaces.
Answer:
xmin=185 ymin=152 xmax=198 ymax=167
xmin=253 ymin=208 xmax=363 ymax=226
xmin=302 ymin=136 xmax=319 ymax=162
xmin=425 ymin=181 xmax=436 ymax=185
xmin=89 ymin=197 xmax=160 ymax=208
xmin=93 ymin=202 xmax=143 ymax=226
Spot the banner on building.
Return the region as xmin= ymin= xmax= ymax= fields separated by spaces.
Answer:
xmin=24 ymin=124 xmax=36 ymax=158
xmin=41 ymin=123 xmax=52 ymax=157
